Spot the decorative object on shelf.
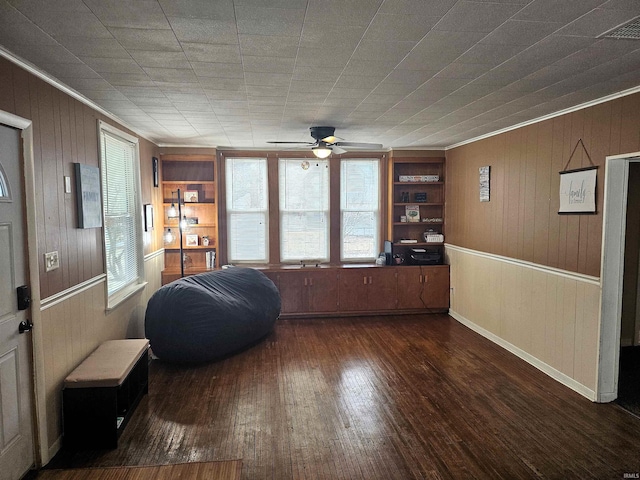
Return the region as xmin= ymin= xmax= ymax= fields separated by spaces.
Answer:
xmin=400 ymin=191 xmax=410 ymax=202
xmin=423 ymin=230 xmax=444 ymax=243
xmin=152 ymin=156 xmax=159 ymax=188
xmin=399 ymin=175 xmax=439 ymax=182
xmin=202 ymin=235 xmax=210 ymax=246
xmin=423 ymin=217 xmax=443 ymax=223
xmin=558 ymin=139 xmax=598 ymax=214
xmin=186 ymin=234 xmax=198 ymax=246
xmin=186 ymin=217 xmax=199 ymax=225
xmin=74 ymin=163 xmax=102 ymax=229
xmin=400 ymin=215 xmax=407 ymax=222
xmin=405 ymin=204 xmax=420 ymax=222
xmin=414 ymin=192 xmax=427 ymax=202
xmin=144 ymin=204 xmax=153 ymax=232
xmin=479 ymin=166 xmax=490 ymax=202
xmin=184 ymin=190 xmax=199 ymax=203
xmin=205 ymin=250 xmax=216 ymax=268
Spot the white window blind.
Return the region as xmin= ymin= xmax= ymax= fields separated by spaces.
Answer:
xmin=226 ymin=158 xmax=269 ymax=263
xmin=279 ymin=158 xmax=329 ymax=262
xmin=341 ymin=159 xmax=380 ymax=261
xmin=100 ymin=127 xmax=142 ymax=299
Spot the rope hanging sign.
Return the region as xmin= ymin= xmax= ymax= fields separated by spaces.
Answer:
xmin=558 ymin=139 xmax=598 ymax=215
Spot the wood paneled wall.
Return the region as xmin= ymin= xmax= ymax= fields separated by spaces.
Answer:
xmin=446 ymin=92 xmax=640 ymax=277
xmin=0 ymin=57 xmax=162 ymax=298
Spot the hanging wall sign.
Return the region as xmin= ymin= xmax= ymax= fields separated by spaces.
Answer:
xmin=559 ymin=167 xmax=597 ymax=214
xmin=74 ymin=163 xmax=103 ymax=228
xmin=558 ymin=139 xmax=597 ymax=215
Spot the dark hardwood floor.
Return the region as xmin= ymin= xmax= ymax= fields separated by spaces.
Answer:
xmin=50 ymin=315 xmax=640 ymax=479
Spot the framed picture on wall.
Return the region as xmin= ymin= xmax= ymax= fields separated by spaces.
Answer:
xmin=74 ymin=163 xmax=102 ymax=229
xmin=558 ymin=166 xmax=597 ymax=214
xmin=184 ymin=190 xmax=199 ymax=203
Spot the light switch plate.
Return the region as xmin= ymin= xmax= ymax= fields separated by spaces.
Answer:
xmin=45 ymin=251 xmax=59 ymax=272
xmin=64 ymin=176 xmax=71 ymax=194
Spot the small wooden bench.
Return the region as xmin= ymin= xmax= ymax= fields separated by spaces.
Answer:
xmin=63 ymin=339 xmax=149 ymax=449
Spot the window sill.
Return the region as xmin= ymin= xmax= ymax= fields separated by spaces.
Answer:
xmin=106 ymin=281 xmax=148 ymax=312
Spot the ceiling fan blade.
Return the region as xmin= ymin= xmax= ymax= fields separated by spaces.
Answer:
xmin=332 ymin=145 xmax=347 ymax=154
xmin=335 ymin=142 xmax=383 ymax=149
xmin=267 ymin=141 xmax=315 ymax=145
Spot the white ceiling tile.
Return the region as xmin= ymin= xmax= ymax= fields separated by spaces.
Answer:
xmin=128 ymin=50 xmax=191 ymax=69
xmin=83 ymin=0 xmax=170 ymax=29
xmin=378 ymin=0 xmax=457 ymax=16
xmin=37 ymin=62 xmax=100 ymax=78
xmin=456 ymin=44 xmax=527 ymax=66
xmin=294 ymin=46 xmax=353 ymax=67
xmin=363 ymin=13 xmax=439 ymax=42
xmin=433 ymin=1 xmax=525 ymax=33
xmin=245 ymin=72 xmax=292 ymax=86
xmin=514 ymin=0 xmax=606 ymax=23
xmin=289 ymin=80 xmax=335 ymax=93
xmin=191 ymin=62 xmax=244 ymax=78
xmin=235 ymin=5 xmax=305 ymax=37
xmin=100 ymin=72 xmax=155 ymax=87
xmin=334 ymin=75 xmax=386 ymax=89
xmin=22 ymin=11 xmax=112 ymax=38
xmin=9 ymin=44 xmax=82 ymax=64
xmin=351 ymin=40 xmax=416 ymax=62
xmin=0 ymin=21 xmax=58 ymax=46
xmin=239 ymin=35 xmax=299 ymax=58
xmin=435 ymin=63 xmax=491 ymax=80
xmin=168 ymin=17 xmax=238 ymax=44
xmin=600 ymin=0 xmax=640 ymax=13
xmin=143 ymin=67 xmax=199 ymax=83
xmin=246 ymin=85 xmax=289 ymax=96
xmin=292 ymin=66 xmax=343 ymax=82
xmin=558 ymin=8 xmax=638 ymax=37
xmin=157 ymin=0 xmax=235 ymax=19
xmin=397 ymin=30 xmax=488 ymax=70
xmin=80 ymin=57 xmax=146 ymax=74
xmin=56 ymin=36 xmax=130 ymax=58
xmin=243 ymin=56 xmax=295 ymax=73
xmin=342 ymin=60 xmax=398 ymax=76
xmin=299 ymin=24 xmax=366 ymax=49
xmin=108 ymin=27 xmax=182 ymax=51
xmin=305 ymin=0 xmax=381 ymax=27
xmin=480 ymin=20 xmax=561 ymax=46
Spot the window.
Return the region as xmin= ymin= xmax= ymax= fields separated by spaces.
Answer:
xmin=279 ymin=158 xmax=330 ymax=262
xmin=341 ymin=158 xmax=380 ymax=261
xmin=226 ymin=158 xmax=269 ymax=263
xmin=98 ymin=121 xmax=144 ymax=307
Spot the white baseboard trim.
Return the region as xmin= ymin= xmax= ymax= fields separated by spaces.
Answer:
xmin=449 ymin=309 xmax=597 ymax=402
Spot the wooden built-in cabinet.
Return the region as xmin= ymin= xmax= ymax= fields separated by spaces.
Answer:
xmin=161 ymin=154 xmax=219 ymax=285
xmin=264 ymin=265 xmax=449 ymax=317
xmin=390 ymin=156 xmax=445 ymax=263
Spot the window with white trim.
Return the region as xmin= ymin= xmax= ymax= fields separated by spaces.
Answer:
xmin=279 ymin=158 xmax=330 ymax=262
xmin=341 ymin=158 xmax=380 ymax=261
xmin=226 ymin=157 xmax=269 ymax=263
xmin=99 ymin=122 xmax=144 ymax=305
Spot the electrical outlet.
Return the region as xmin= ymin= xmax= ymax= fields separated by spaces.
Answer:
xmin=45 ymin=251 xmax=59 ymax=272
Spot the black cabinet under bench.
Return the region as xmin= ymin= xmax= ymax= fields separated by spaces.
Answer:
xmin=63 ymin=339 xmax=149 ymax=449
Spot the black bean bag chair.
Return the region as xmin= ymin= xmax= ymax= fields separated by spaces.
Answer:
xmin=145 ymin=267 xmax=280 ymax=363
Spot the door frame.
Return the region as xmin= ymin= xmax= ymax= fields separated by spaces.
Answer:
xmin=0 ymin=110 xmax=47 ymax=465
xmin=597 ymin=152 xmax=640 ymax=402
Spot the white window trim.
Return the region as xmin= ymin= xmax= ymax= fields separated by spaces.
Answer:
xmin=97 ymin=120 xmax=145 ymax=310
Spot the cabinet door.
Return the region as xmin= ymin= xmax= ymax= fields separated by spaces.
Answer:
xmin=277 ymin=271 xmax=308 ymax=314
xmin=338 ymin=269 xmax=369 ymax=311
xmin=396 ymin=266 xmax=427 ymax=309
xmin=422 ymin=266 xmax=450 ymax=309
xmin=366 ymin=269 xmax=397 ymax=311
xmin=307 ymin=270 xmax=339 ymax=312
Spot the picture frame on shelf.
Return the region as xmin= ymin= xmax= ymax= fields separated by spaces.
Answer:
xmin=185 ymin=234 xmax=198 ymax=246
xmin=405 ymin=204 xmax=420 ymax=222
xmin=184 ymin=190 xmax=199 ymax=203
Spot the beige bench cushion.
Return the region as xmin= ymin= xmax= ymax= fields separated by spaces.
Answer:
xmin=64 ymin=339 xmax=149 ymax=389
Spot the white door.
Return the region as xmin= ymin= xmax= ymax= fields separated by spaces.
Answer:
xmin=0 ymin=124 xmax=34 ymax=480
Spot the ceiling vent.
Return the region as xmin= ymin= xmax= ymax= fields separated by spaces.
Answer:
xmin=602 ymin=17 xmax=640 ymax=40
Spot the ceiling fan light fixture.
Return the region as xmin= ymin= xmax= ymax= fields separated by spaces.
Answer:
xmin=312 ymin=146 xmax=332 ymax=158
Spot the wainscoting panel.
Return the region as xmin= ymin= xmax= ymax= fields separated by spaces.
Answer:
xmin=446 ymin=245 xmax=601 ymax=399
xmin=39 ymin=251 xmax=163 ymax=459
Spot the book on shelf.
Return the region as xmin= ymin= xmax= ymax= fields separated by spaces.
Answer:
xmin=399 ymin=239 xmax=418 ymax=244
xmin=205 ymin=249 xmax=216 ymax=269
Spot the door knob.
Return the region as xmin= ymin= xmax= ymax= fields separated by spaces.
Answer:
xmin=18 ymin=320 xmax=33 ymax=334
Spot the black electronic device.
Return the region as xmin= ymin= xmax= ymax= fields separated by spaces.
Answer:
xmin=384 ymin=240 xmax=393 ymax=265
xmin=408 ymin=248 xmax=442 ymax=265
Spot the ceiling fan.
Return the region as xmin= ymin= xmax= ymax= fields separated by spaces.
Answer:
xmin=267 ymin=126 xmax=383 ymax=158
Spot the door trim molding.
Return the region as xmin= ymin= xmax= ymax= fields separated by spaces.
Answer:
xmin=0 ymin=110 xmax=46 ymax=466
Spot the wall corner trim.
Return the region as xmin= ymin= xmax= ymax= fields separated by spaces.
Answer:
xmin=41 ymin=274 xmax=106 ymax=311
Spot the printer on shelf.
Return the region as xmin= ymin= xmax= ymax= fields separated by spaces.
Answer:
xmin=407 ymin=248 xmax=442 ymax=265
